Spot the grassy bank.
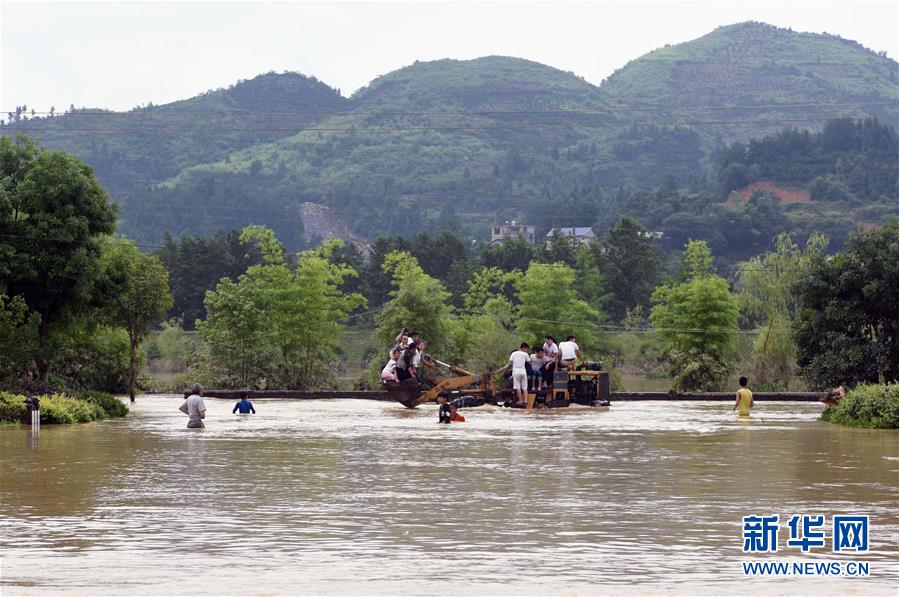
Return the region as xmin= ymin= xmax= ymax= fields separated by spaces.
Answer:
xmin=820 ymin=383 xmax=899 ymax=429
xmin=0 ymin=390 xmax=128 ymax=424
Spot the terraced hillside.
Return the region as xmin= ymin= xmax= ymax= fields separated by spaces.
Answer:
xmin=2 ymin=21 xmax=896 ymax=248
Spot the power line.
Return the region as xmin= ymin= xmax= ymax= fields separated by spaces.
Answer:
xmin=6 ymin=99 xmax=897 ymax=117
xmin=4 ymin=232 xmax=888 ymax=275
xmin=0 ymin=115 xmax=867 ymax=134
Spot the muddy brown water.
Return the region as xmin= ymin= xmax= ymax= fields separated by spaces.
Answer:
xmin=1 ymin=396 xmax=897 ymax=595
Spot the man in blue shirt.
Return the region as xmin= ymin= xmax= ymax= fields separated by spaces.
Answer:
xmin=232 ymin=391 xmax=256 ymax=414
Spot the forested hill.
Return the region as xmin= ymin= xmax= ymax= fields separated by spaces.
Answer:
xmin=2 ymin=72 xmax=347 ymax=205
xmin=2 ymin=21 xmax=897 ymax=248
xmin=603 ymin=22 xmax=897 ymax=112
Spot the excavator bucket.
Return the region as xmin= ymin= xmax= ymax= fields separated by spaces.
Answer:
xmin=384 ymin=378 xmax=424 ymax=408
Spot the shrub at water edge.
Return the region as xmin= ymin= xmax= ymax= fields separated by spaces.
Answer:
xmin=0 ymin=392 xmax=28 ymax=423
xmin=820 ymin=383 xmax=899 ymax=429
xmin=74 ymin=390 xmax=130 ymax=418
xmin=0 ymin=391 xmax=128 ymax=424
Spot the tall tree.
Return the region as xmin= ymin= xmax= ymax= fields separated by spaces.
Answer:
xmin=0 ymin=294 xmax=39 ymax=377
xmin=0 ymin=135 xmax=117 ymax=381
xmin=516 ymin=262 xmax=602 ymax=349
xmin=360 ymin=236 xmax=409 ymax=308
xmin=155 ymin=229 xmax=261 ymax=329
xmin=375 ymin=251 xmax=453 ymax=356
xmin=651 ymin=240 xmax=739 ymax=391
xmin=99 ymin=239 xmax=173 ymax=401
xmin=598 ymin=217 xmax=662 ymax=323
xmin=198 ymin=226 xmax=365 ymax=388
xmin=735 ymin=232 xmax=827 ymax=388
xmin=480 ymin=237 xmax=536 ymax=273
xmin=793 ymin=220 xmax=899 ymax=389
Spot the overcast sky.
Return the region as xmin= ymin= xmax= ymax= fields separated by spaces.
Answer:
xmin=2 ymin=1 xmax=897 ymax=112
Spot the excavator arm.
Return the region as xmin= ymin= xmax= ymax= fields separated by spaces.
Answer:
xmin=384 ymin=356 xmax=496 ymax=408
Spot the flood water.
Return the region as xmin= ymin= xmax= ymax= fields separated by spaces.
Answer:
xmin=1 ymin=396 xmax=897 ymax=595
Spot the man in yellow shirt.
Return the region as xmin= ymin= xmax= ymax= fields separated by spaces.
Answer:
xmin=733 ymin=376 xmax=753 ymax=417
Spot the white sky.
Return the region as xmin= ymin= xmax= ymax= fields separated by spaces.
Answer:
xmin=2 ymin=1 xmax=897 ymax=112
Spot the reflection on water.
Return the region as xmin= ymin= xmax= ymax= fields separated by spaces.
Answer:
xmin=1 ymin=397 xmax=897 ymax=595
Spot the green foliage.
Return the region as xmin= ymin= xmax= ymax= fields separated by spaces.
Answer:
xmin=678 ymin=239 xmax=714 ymax=280
xmin=452 ymin=284 xmax=519 ymax=370
xmin=481 ymin=237 xmax=536 ymax=273
xmin=735 ymin=233 xmax=827 ymax=388
xmin=74 ymin=389 xmax=129 ymax=418
xmin=598 ymin=217 xmax=662 ymax=321
xmin=0 ymin=392 xmax=27 ymax=422
xmin=605 ymin=22 xmax=898 ymax=129
xmin=35 ymin=393 xmax=106 ymax=424
xmin=0 ymin=135 xmax=117 ymax=381
xmin=665 ymin=349 xmax=732 ymax=393
xmin=2 ymin=73 xmax=346 ymax=244
xmin=0 ymin=391 xmax=121 ymax=424
xmin=375 ymin=251 xmax=453 ymax=355
xmin=155 ymin=230 xmax=262 ymax=329
xmin=0 ymin=294 xmax=39 ymax=376
xmin=820 ymin=383 xmax=899 ymax=429
xmin=144 ymin=319 xmax=201 ymax=376
xmin=51 ymin=325 xmax=135 ymax=393
xmin=793 ymin=220 xmax=899 ymax=389
xmin=810 ymin=174 xmax=857 ymax=203
xmin=515 ymin=262 xmax=602 ymax=349
xmin=463 ymin=267 xmax=517 ymax=312
xmin=611 ymin=326 xmax=666 ymax=376
xmin=198 ymin=227 xmax=365 ymax=388
xmin=98 ymin=238 xmax=173 ymax=400
xmin=720 ymin=118 xmax=898 ymax=202
xmin=651 ymin=241 xmax=739 ymax=390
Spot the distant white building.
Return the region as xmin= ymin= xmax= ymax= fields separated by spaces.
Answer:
xmin=490 ymin=220 xmax=537 ymax=246
xmin=545 ymin=227 xmax=597 ymax=247
xmin=639 ymin=230 xmax=665 ymax=241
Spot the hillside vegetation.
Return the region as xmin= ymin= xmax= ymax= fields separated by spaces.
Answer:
xmin=2 ymin=21 xmax=896 ymax=250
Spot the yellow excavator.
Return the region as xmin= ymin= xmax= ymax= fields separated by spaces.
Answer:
xmin=384 ymin=357 xmax=497 ymax=408
xmin=384 ymin=355 xmax=610 ymax=409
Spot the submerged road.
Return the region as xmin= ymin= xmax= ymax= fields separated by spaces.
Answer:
xmin=187 ymin=389 xmax=827 ymax=401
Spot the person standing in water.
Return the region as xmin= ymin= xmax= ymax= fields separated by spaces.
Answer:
xmin=180 ymin=383 xmax=207 ymax=428
xmin=733 ymin=376 xmax=753 ymax=417
xmin=232 ymin=391 xmax=256 ymax=414
xmin=437 ymin=395 xmax=452 ymax=424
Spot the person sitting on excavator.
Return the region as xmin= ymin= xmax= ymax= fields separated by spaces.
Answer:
xmin=381 ymin=349 xmax=401 ymax=383
xmin=557 ymin=336 xmax=583 ymax=370
xmin=395 ymin=343 xmax=418 ymax=382
xmin=390 ymin=330 xmax=409 ymax=359
xmin=529 ymin=347 xmax=549 ymax=391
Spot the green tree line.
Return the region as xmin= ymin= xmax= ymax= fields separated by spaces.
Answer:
xmin=3 ymin=135 xmax=897 ymax=396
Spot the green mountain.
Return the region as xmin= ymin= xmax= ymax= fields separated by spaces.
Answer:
xmin=603 ymin=22 xmax=897 ymax=109
xmin=3 ymin=72 xmax=347 ymax=203
xmin=2 ymin=22 xmax=896 ymax=248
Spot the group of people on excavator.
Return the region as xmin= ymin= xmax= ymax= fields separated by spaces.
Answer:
xmin=381 ymin=328 xmax=431 ymax=384
xmin=502 ymin=335 xmax=584 ymax=407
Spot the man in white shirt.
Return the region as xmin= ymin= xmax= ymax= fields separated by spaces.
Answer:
xmin=543 ymin=336 xmax=559 ymax=362
xmin=508 ymin=343 xmax=530 ymax=406
xmin=179 ymin=383 xmax=207 ymax=428
xmin=558 ymin=335 xmax=583 ymax=370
